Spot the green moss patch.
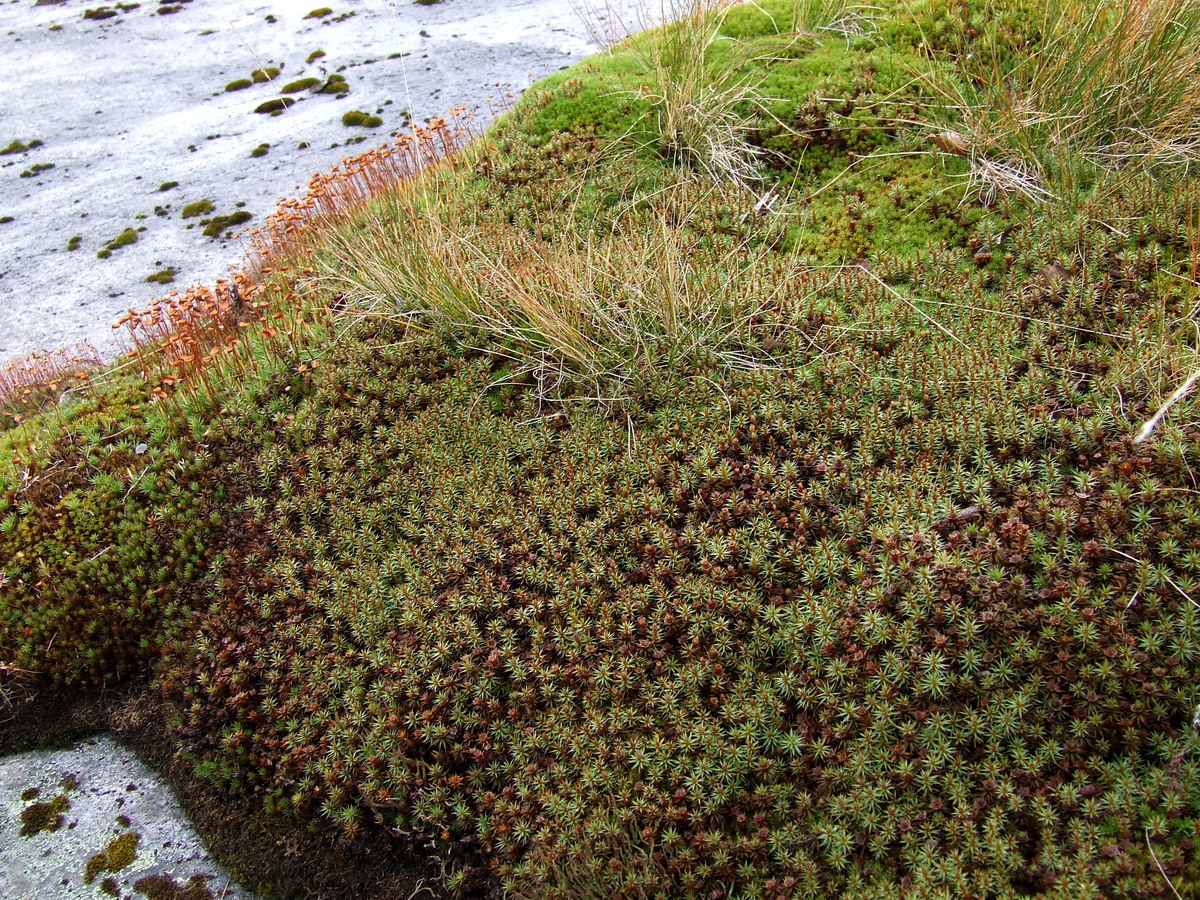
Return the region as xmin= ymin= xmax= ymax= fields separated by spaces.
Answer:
xmin=317 ymin=73 xmax=349 ymax=95
xmin=66 ymin=235 xmax=82 ymax=251
xmin=19 ymin=162 xmax=55 ymax=178
xmin=249 ymin=143 xmax=270 ymax=158
xmin=250 ymin=66 xmax=280 ymax=83
xmin=341 ymin=109 xmax=382 ymax=128
xmin=157 ymin=180 xmax=178 ymax=192
xmin=224 ymin=78 xmax=252 ymax=92
xmin=180 ymin=199 xmax=213 ymax=219
xmin=20 ymin=794 xmax=69 ymax=836
xmin=0 ymin=139 xmax=43 ymax=155
xmin=305 ymin=48 xmax=325 ymax=64
xmin=84 ymin=831 xmax=140 ymax=883
xmin=96 ymin=227 xmax=139 ymax=259
xmin=280 ymin=77 xmax=321 ymax=94
xmin=145 ymin=267 xmax=178 ymax=284
xmin=198 ymin=210 xmax=252 ymax=239
xmin=303 ymin=7 xmax=332 ymax=19
xmin=254 ymin=97 xmax=295 ymax=115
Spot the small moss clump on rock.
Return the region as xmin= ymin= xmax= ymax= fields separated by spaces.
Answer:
xmin=254 ymin=97 xmax=295 ymax=115
xmin=0 ymin=215 xmax=13 ymax=225
xmin=84 ymin=831 xmax=140 ymax=884
xmin=20 ymin=787 xmax=39 ymax=802
xmin=1 ymin=139 xmax=43 ymax=155
xmin=145 ymin=267 xmax=178 ymax=284
xmin=96 ymin=227 xmax=138 ymax=259
xmin=180 ymin=199 xmax=213 ymax=218
xmin=305 ymin=48 xmax=325 ymax=64
xmin=66 ymin=235 xmax=82 ymax=251
xmin=318 ymin=73 xmax=349 ymax=95
xmin=224 ymin=78 xmax=252 ymax=92
xmin=157 ymin=180 xmax=178 ymax=192
xmin=280 ymin=77 xmax=320 ymax=94
xmin=199 ymin=210 xmax=252 ymax=239
xmin=304 ymin=7 xmax=332 ymax=18
xmin=249 ymin=143 xmax=270 ymax=158
xmin=20 ymin=794 xmax=69 ymax=836
xmin=19 ymin=162 xmax=55 ymax=178
xmin=341 ymin=109 xmax=382 ymax=128
xmin=250 ymin=67 xmax=280 ymax=83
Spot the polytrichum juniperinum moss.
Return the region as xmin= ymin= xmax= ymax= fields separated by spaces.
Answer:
xmin=84 ymin=831 xmax=140 ymax=883
xmin=20 ymin=794 xmax=70 ymax=836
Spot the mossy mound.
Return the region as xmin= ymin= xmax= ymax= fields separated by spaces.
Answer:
xmin=304 ymin=7 xmax=332 ymax=19
xmin=341 ymin=109 xmax=382 ymax=128
xmin=180 ymin=199 xmax=213 ymax=219
xmin=224 ymin=78 xmax=252 ymax=93
xmin=198 ymin=210 xmax=252 ymax=238
xmin=251 ymin=67 xmax=280 ymax=84
xmin=96 ymin=227 xmax=139 ymax=259
xmin=3 ymin=0 xmax=1200 ymax=896
xmin=254 ymin=97 xmax=295 ymax=115
xmin=145 ymin=267 xmax=178 ymax=284
xmin=280 ymin=77 xmax=320 ymax=94
xmin=1 ymin=138 xmax=43 ymax=155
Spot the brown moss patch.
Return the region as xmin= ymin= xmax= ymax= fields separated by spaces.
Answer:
xmin=20 ymin=793 xmax=69 ymax=836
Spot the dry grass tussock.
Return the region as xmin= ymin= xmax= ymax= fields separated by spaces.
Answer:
xmin=322 ymin=176 xmax=814 ymax=407
xmin=922 ymin=0 xmax=1200 ymax=200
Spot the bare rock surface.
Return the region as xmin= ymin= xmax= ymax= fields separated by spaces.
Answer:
xmin=0 ymin=734 xmax=256 ymax=899
xmin=0 ymin=0 xmax=642 ymax=363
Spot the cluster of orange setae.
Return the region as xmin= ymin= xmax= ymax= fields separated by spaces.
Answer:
xmin=103 ymin=109 xmax=475 ymax=396
xmin=0 ymin=343 xmax=103 ymax=425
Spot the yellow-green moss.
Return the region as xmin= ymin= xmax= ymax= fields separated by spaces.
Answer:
xmin=254 ymin=97 xmax=294 ymax=115
xmin=19 ymin=162 xmax=55 ymax=178
xmin=250 ymin=66 xmax=280 ymax=83
xmin=199 ymin=210 xmax=252 ymax=239
xmin=305 ymin=48 xmax=325 ymax=64
xmin=249 ymin=143 xmax=270 ymax=158
xmin=181 ymin=199 xmax=213 ymax=219
xmin=280 ymin=77 xmax=320 ymax=94
xmin=0 ymin=138 xmax=42 ymax=155
xmin=66 ymin=235 xmax=82 ymax=251
xmin=341 ymin=109 xmax=381 ymax=128
xmin=145 ymin=267 xmax=178 ymax=284
xmin=303 ymin=7 xmax=332 ymax=19
xmin=97 ymin=227 xmax=139 ymax=259
xmin=224 ymin=78 xmax=252 ymax=92
xmin=84 ymin=831 xmax=140 ymax=883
